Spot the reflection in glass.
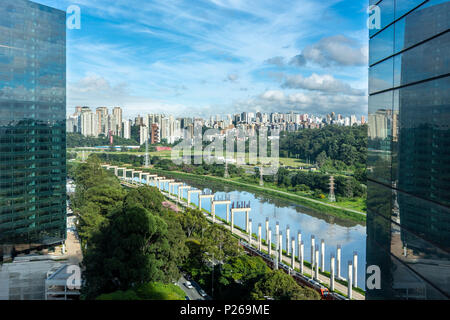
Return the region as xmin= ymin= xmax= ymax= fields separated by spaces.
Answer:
xmin=369 ymin=58 xmax=394 ymax=94
xmin=0 ymin=1 xmax=66 ymax=248
xmin=367 ymin=0 xmax=450 ymax=300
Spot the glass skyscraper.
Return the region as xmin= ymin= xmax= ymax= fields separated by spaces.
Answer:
xmin=0 ymin=0 xmax=66 ymax=253
xmin=367 ymin=0 xmax=449 ymax=299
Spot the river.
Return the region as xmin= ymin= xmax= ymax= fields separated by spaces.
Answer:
xmin=140 ymin=174 xmax=367 ymax=290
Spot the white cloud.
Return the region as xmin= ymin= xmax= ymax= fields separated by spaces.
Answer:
xmin=225 ymin=73 xmax=239 ymax=82
xmin=237 ymin=89 xmax=367 ymax=116
xmin=260 ymin=90 xmax=285 ymax=101
xmin=281 ymin=73 xmax=365 ymax=96
xmin=302 ymin=35 xmax=368 ymax=67
xmin=265 ymin=56 xmax=286 ymax=67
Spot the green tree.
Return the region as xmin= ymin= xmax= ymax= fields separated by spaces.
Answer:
xmin=124 ymin=186 xmax=165 ymax=213
xmin=251 ymin=270 xmax=321 ymax=300
xmin=96 ymin=282 xmax=185 ymax=300
xmin=76 ymin=202 xmax=107 ymax=243
xmin=158 ymin=210 xmax=189 ymax=283
xmin=179 ymin=208 xmax=209 ymax=238
xmin=220 ymin=255 xmax=269 ymax=284
xmin=82 ymin=204 xmax=169 ymax=299
xmin=200 ymin=224 xmax=242 ymax=262
xmin=316 ymin=151 xmax=328 ymax=168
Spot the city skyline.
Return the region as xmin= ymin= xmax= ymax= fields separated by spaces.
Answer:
xmin=69 ymin=104 xmax=365 ymax=121
xmin=34 ymin=0 xmax=369 ymax=119
xmin=68 ymin=105 xmax=365 ymax=145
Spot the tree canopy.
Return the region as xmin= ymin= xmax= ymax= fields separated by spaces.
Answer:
xmin=280 ymin=124 xmax=367 ymax=169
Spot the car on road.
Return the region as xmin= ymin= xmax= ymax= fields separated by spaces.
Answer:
xmin=199 ymin=289 xmax=207 ymax=297
xmin=185 ymin=281 xmax=193 ymax=289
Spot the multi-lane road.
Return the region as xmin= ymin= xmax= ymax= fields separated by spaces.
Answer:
xmin=176 ymin=274 xmax=208 ymax=300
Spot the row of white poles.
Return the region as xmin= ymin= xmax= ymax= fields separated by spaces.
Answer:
xmin=247 ymin=218 xmax=358 ymax=296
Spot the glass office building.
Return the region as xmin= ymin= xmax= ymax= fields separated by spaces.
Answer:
xmin=0 ymin=0 xmax=66 ymax=251
xmin=367 ymin=0 xmax=450 ymax=299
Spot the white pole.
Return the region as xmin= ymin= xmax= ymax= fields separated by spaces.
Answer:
xmin=315 ymin=247 xmax=319 ymax=280
xmin=275 ymin=222 xmax=279 ymax=256
xmin=268 ymin=228 xmax=272 ymax=256
xmin=291 ymin=237 xmax=295 ymax=269
xmin=274 ymin=245 xmax=279 ymax=270
xmin=320 ymin=239 xmax=325 ymax=271
xmin=311 ymin=235 xmax=315 ymax=271
xmin=265 ymin=218 xmax=269 ymax=244
xmin=330 ymin=254 xmax=335 ymax=292
xmin=300 ymin=241 xmax=304 ymax=274
xmin=258 ymin=223 xmax=262 ymax=251
xmin=337 ymin=244 xmax=341 ymax=279
xmin=278 ymin=232 xmax=283 ymax=262
xmin=348 ymin=261 xmax=353 ymax=299
xmin=246 ymin=210 xmax=249 ymax=233
xmin=353 ymin=251 xmax=358 ymax=288
xmin=286 ymin=225 xmax=290 ymax=255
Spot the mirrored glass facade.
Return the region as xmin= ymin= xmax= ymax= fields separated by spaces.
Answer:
xmin=0 ymin=0 xmax=66 ymax=248
xmin=367 ymin=0 xmax=450 ymax=299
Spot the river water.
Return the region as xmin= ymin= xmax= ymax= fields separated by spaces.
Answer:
xmin=140 ymin=175 xmax=367 ymax=290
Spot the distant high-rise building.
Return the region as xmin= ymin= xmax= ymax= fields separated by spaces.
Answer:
xmin=122 ymin=120 xmax=131 ymax=139
xmin=66 ymin=116 xmax=78 ymax=133
xmin=367 ymin=0 xmax=450 ymax=300
xmin=96 ymin=107 xmax=108 ymax=135
xmin=139 ymin=125 xmax=149 ymax=145
xmin=80 ymin=109 xmax=98 ymax=137
xmin=74 ymin=106 xmax=82 ymax=116
xmin=134 ymin=115 xmax=143 ymax=126
xmin=151 ymin=123 xmax=160 ymax=144
xmin=180 ymin=117 xmax=193 ymax=129
xmin=113 ymin=107 xmax=123 ymax=135
xmin=0 ymin=0 xmax=66 ymax=251
xmin=344 ymin=117 xmax=350 ymax=126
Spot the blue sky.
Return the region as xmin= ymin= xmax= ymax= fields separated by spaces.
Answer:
xmin=35 ymin=0 xmax=369 ymax=119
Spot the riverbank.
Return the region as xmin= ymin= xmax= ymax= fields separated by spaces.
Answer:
xmin=138 ymin=167 xmax=366 ymax=225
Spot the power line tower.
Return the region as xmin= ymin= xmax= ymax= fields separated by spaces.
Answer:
xmin=329 ymin=175 xmax=336 ymax=202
